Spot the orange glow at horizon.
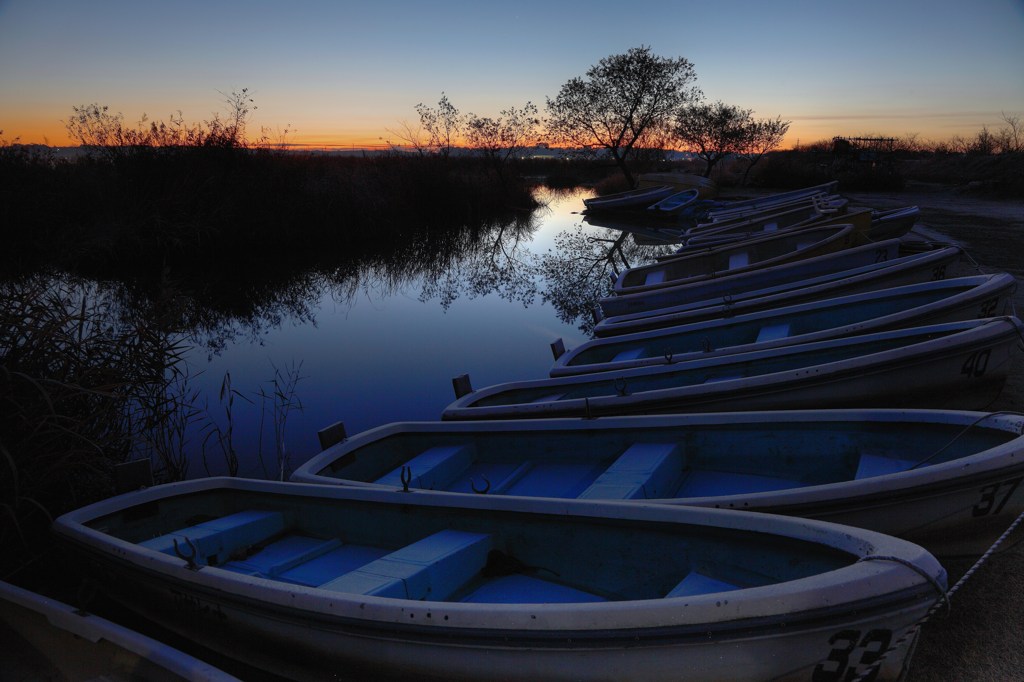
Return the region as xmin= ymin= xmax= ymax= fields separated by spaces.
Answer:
xmin=1 ymin=115 xmax=1007 ymax=151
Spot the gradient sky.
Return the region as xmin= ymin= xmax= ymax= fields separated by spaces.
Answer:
xmin=1 ymin=0 xmax=1022 ymax=149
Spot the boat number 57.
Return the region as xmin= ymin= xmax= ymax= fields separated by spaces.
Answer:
xmin=973 ymin=476 xmax=1023 ymax=517
xmin=812 ymin=629 xmax=892 ymax=681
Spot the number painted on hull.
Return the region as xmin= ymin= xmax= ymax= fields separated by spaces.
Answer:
xmin=978 ymin=297 xmax=999 ymax=317
xmin=812 ymin=629 xmax=893 ymax=681
xmin=961 ymin=349 xmax=991 ymax=378
xmin=973 ymin=476 xmax=1024 ymax=517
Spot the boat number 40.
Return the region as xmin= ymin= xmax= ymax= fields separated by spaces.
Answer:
xmin=961 ymin=349 xmax=991 ymax=378
xmin=812 ymin=629 xmax=892 ymax=681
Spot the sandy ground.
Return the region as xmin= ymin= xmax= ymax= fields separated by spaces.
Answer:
xmin=846 ymin=187 xmax=1024 ymax=681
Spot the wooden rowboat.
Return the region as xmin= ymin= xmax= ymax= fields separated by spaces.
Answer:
xmin=443 ymin=318 xmax=1023 ymax=420
xmin=0 ymin=579 xmax=240 ymax=681
xmin=292 ymin=409 xmax=1024 ymax=557
xmin=594 ymin=245 xmax=970 ymax=337
xmin=555 ymin=273 xmax=1016 ymax=376
xmin=53 ymin=477 xmax=944 ymax=681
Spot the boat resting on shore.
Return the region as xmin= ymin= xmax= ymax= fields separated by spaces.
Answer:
xmin=614 ymin=224 xmax=860 ymax=295
xmin=444 ymin=318 xmax=1023 ymax=420
xmin=594 ymin=244 xmax=970 ymax=337
xmin=598 ymin=239 xmax=966 ymax=318
xmin=555 ymin=273 xmax=1016 ymax=376
xmin=53 ymin=477 xmax=944 ymax=681
xmin=293 ymin=409 xmax=1024 ymax=557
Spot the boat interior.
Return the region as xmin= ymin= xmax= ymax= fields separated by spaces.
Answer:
xmin=320 ymin=418 xmax=1015 ymax=502
xmin=98 ymin=489 xmax=855 ymax=605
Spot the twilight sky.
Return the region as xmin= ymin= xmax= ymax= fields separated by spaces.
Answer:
xmin=1 ymin=0 xmax=1022 ymax=149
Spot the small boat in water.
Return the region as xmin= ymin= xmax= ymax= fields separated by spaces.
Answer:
xmin=599 ymin=239 xmax=964 ymax=318
xmin=595 ymin=245 xmax=970 ymax=337
xmin=292 ymin=409 xmax=1024 ymax=557
xmin=53 ymin=477 xmax=945 ymax=681
xmin=637 ymin=172 xmax=717 ymax=199
xmin=0 ymin=579 xmax=240 ymax=681
xmin=614 ymin=224 xmax=860 ymax=295
xmin=443 ymin=318 xmax=1023 ymax=419
xmin=556 ymin=273 xmax=1016 ymax=376
xmin=583 ymin=185 xmax=675 ymax=211
xmin=647 ymin=188 xmax=700 ymax=214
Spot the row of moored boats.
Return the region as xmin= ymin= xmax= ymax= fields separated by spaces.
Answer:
xmin=14 ymin=181 xmax=1023 ymax=681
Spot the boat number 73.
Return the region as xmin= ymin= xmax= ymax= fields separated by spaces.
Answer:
xmin=972 ymin=476 xmax=1024 ymax=517
xmin=812 ymin=629 xmax=892 ymax=681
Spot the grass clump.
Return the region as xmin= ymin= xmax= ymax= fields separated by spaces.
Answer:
xmin=0 ymin=276 xmax=196 ymax=576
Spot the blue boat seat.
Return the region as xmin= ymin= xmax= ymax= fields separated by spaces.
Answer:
xmin=220 ymin=535 xmax=343 ymax=577
xmin=461 ymin=574 xmax=606 ymax=604
xmin=277 ymin=544 xmax=389 ymax=586
xmin=644 ymin=270 xmax=666 ymax=285
xmin=755 ymin=323 xmax=791 ymax=343
xmin=375 ymin=444 xmax=474 ymax=490
xmin=577 ymin=442 xmax=684 ymax=500
xmin=140 ymin=510 xmax=287 ymax=567
xmin=855 ymin=452 xmax=919 ymax=479
xmin=667 ymin=570 xmax=740 ymax=597
xmin=727 ymin=252 xmax=749 ymax=269
xmin=318 ymin=530 xmax=492 ymax=600
xmin=611 ymin=347 xmax=645 ymax=363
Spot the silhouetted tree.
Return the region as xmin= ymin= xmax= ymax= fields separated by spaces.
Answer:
xmin=672 ymin=101 xmax=752 ymax=177
xmin=546 ymin=46 xmax=699 ymax=186
xmin=416 ymin=92 xmax=463 ymax=158
xmin=738 ymin=116 xmax=791 ymax=185
xmin=465 ymin=102 xmax=540 ymax=179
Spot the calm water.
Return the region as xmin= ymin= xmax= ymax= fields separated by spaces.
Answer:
xmin=180 ymin=187 xmax=672 ymax=479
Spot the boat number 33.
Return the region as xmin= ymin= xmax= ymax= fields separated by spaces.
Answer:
xmin=812 ymin=629 xmax=892 ymax=682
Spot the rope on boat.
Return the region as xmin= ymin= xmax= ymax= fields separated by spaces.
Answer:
xmin=909 ymin=410 xmax=1023 ymax=471
xmin=847 ymin=505 xmax=1024 ymax=682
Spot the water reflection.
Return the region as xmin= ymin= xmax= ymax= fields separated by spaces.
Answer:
xmin=4 ymin=187 xmax=687 ymax=480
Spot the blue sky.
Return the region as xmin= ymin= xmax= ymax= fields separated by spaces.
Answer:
xmin=1 ymin=0 xmax=1022 ymax=146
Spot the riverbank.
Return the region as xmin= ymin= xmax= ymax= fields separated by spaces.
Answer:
xmin=846 ymin=187 xmax=1024 ymax=681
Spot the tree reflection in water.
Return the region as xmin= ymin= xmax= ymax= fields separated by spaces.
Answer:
xmin=3 ymin=188 xmax=686 ymax=482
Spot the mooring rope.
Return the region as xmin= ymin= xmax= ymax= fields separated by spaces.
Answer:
xmin=909 ymin=410 xmax=1022 ymax=471
xmin=847 ymin=505 xmax=1024 ymax=682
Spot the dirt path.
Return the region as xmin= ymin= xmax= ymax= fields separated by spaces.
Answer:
xmin=846 ymin=188 xmax=1024 ymax=681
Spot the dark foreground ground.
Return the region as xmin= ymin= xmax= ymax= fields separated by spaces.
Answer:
xmin=843 ymin=187 xmax=1024 ymax=682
